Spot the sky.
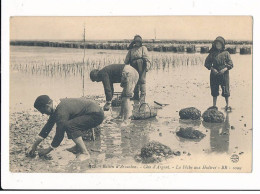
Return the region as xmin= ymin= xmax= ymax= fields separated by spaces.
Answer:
xmin=10 ymin=16 xmax=252 ymax=41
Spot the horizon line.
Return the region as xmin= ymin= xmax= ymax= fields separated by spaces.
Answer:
xmin=9 ymin=38 xmax=253 ymax=42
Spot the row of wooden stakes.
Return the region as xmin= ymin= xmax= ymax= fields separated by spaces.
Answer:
xmin=10 ymin=41 xmax=252 ymax=54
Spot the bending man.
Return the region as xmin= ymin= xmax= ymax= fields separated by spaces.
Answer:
xmin=27 ymin=96 xmax=104 ymax=160
xmin=90 ymin=64 xmax=139 ymax=124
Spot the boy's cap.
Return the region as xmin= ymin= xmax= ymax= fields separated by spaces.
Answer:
xmin=34 ymin=95 xmax=51 ymax=110
xmin=90 ymin=69 xmax=99 ymax=81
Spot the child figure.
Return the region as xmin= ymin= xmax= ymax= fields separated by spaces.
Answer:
xmin=204 ymin=36 xmax=233 ymax=111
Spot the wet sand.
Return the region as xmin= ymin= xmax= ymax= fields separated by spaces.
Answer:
xmin=9 ymin=46 xmax=252 ymax=172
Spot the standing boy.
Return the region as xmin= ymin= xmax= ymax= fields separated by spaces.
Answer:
xmin=27 ymin=96 xmax=104 ymax=161
xmin=204 ymin=36 xmax=234 ymax=111
xmin=90 ymin=64 xmax=139 ymax=124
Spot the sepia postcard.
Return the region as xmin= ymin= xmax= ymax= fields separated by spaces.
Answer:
xmin=9 ymin=16 xmax=253 ymax=173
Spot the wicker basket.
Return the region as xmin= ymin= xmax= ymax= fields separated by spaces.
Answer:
xmin=132 ymin=103 xmax=158 ymax=120
xmin=111 ymin=92 xmax=122 ymax=107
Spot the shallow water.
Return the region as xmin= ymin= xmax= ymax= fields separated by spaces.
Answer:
xmin=9 ymin=46 xmax=252 ymax=172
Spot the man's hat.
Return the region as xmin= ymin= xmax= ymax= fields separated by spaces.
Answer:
xmin=34 ymin=95 xmax=51 ymax=110
xmin=90 ymin=69 xmax=99 ymax=81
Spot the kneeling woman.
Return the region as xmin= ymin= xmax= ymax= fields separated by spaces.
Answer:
xmin=27 ymin=96 xmax=104 ymax=160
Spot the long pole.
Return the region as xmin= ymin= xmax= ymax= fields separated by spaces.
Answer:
xmin=82 ymin=24 xmax=86 ymax=97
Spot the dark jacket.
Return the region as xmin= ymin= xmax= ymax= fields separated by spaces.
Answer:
xmin=39 ymin=98 xmax=102 ymax=148
xmin=204 ymin=50 xmax=233 ymax=71
xmin=97 ymin=64 xmax=125 ymax=101
xmin=205 ymin=36 xmax=233 ymax=71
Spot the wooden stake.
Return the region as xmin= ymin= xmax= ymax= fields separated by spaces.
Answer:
xmin=82 ymin=24 xmax=86 ymax=97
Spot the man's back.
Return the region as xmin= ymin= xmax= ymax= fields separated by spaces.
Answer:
xmin=98 ymin=64 xmax=125 ymax=83
xmin=56 ymin=98 xmax=102 ymax=120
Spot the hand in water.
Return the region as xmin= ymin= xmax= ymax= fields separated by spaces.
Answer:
xmin=25 ymin=148 xmax=36 ymax=158
xmin=25 ymin=145 xmax=37 ymax=158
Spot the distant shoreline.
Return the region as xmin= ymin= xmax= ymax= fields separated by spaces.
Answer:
xmin=10 ymin=40 xmax=252 ymax=54
xmin=10 ymin=39 xmax=252 ymax=44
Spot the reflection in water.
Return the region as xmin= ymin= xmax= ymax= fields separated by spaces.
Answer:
xmin=176 ymin=119 xmax=203 ymax=142
xmin=179 ymin=119 xmax=202 ymax=127
xmin=203 ymin=112 xmax=230 ymax=153
xmin=120 ymin=120 xmax=151 ymax=157
xmin=100 ymin=106 xmax=154 ymax=160
xmin=107 ymin=103 xmax=153 ymax=158
xmin=85 ymin=128 xmax=102 ymax=153
xmin=102 ymin=123 xmax=121 ymax=159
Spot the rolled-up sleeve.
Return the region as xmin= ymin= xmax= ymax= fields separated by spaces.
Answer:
xmin=225 ymin=52 xmax=233 ymax=70
xmin=204 ymin=54 xmax=213 ymax=70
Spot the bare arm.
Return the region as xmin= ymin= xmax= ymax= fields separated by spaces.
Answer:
xmin=27 ymin=115 xmax=55 ymax=157
xmin=38 ymin=124 xmax=65 ymax=156
xmin=26 ymin=136 xmax=44 ymax=157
